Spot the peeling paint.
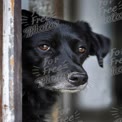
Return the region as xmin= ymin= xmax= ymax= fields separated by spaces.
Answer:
xmin=3 ymin=104 xmax=8 ymax=111
xmin=2 ymin=0 xmax=15 ymax=122
xmin=9 ymin=80 xmax=14 ymax=111
xmin=10 ymin=0 xmax=14 ymax=16
xmin=10 ymin=55 xmax=14 ymax=70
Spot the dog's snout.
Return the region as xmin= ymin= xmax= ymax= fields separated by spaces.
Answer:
xmin=68 ymin=72 xmax=88 ymax=86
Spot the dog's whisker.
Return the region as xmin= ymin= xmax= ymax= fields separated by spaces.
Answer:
xmin=84 ymin=83 xmax=93 ymax=91
xmin=33 ymin=66 xmax=40 ymax=69
xmin=87 ymin=81 xmax=95 ymax=89
xmin=84 ymin=86 xmax=89 ymax=92
xmin=32 ymin=72 xmax=40 ymax=75
xmin=32 ymin=71 xmax=40 ymax=73
xmin=112 ymin=113 xmax=119 ymax=115
xmin=32 ymin=69 xmax=40 ymax=71
xmin=88 ymin=84 xmax=93 ymax=89
xmin=114 ymin=115 xmax=120 ymax=118
xmin=34 ymin=74 xmax=41 ymax=77
xmin=112 ymin=107 xmax=119 ymax=110
xmin=111 ymin=110 xmax=118 ymax=112
xmin=22 ymin=16 xmax=28 ymax=18
xmin=86 ymin=84 xmax=91 ymax=89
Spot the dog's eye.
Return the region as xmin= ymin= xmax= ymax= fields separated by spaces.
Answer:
xmin=39 ymin=44 xmax=50 ymax=51
xmin=79 ymin=47 xmax=86 ymax=53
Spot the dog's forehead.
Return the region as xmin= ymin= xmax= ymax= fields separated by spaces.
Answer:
xmin=27 ymin=22 xmax=87 ymax=44
xmin=54 ymin=23 xmax=83 ymax=40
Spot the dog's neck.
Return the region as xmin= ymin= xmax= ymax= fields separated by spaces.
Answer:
xmin=23 ymin=86 xmax=58 ymax=121
xmin=23 ymin=69 xmax=59 ymax=122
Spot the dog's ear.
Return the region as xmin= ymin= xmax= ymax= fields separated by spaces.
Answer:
xmin=89 ymin=32 xmax=110 ymax=67
xmin=22 ymin=10 xmax=39 ymax=28
xmin=76 ymin=21 xmax=111 ymax=67
xmin=22 ymin=10 xmax=33 ymax=17
xmin=22 ymin=10 xmax=47 ymax=38
xmin=22 ymin=10 xmax=51 ymax=27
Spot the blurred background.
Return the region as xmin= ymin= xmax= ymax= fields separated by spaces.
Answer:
xmin=22 ymin=0 xmax=122 ymax=122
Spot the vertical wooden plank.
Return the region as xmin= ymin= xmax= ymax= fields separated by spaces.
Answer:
xmin=0 ymin=0 xmax=3 ymax=121
xmin=54 ymin=0 xmax=64 ymax=19
xmin=14 ymin=0 xmax=22 ymax=121
xmin=2 ymin=0 xmax=22 ymax=122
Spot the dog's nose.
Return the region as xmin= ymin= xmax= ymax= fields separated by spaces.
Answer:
xmin=68 ymin=72 xmax=88 ymax=86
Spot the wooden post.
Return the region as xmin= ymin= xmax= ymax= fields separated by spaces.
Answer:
xmin=1 ymin=0 xmax=22 ymax=122
xmin=54 ymin=0 xmax=64 ymax=19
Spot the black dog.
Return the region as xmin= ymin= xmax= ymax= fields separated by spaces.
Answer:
xmin=22 ymin=10 xmax=110 ymax=122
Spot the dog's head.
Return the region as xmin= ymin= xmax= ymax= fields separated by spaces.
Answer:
xmin=22 ymin=10 xmax=110 ymax=93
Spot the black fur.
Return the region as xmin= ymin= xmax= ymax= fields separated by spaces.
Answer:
xmin=22 ymin=10 xmax=110 ymax=122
